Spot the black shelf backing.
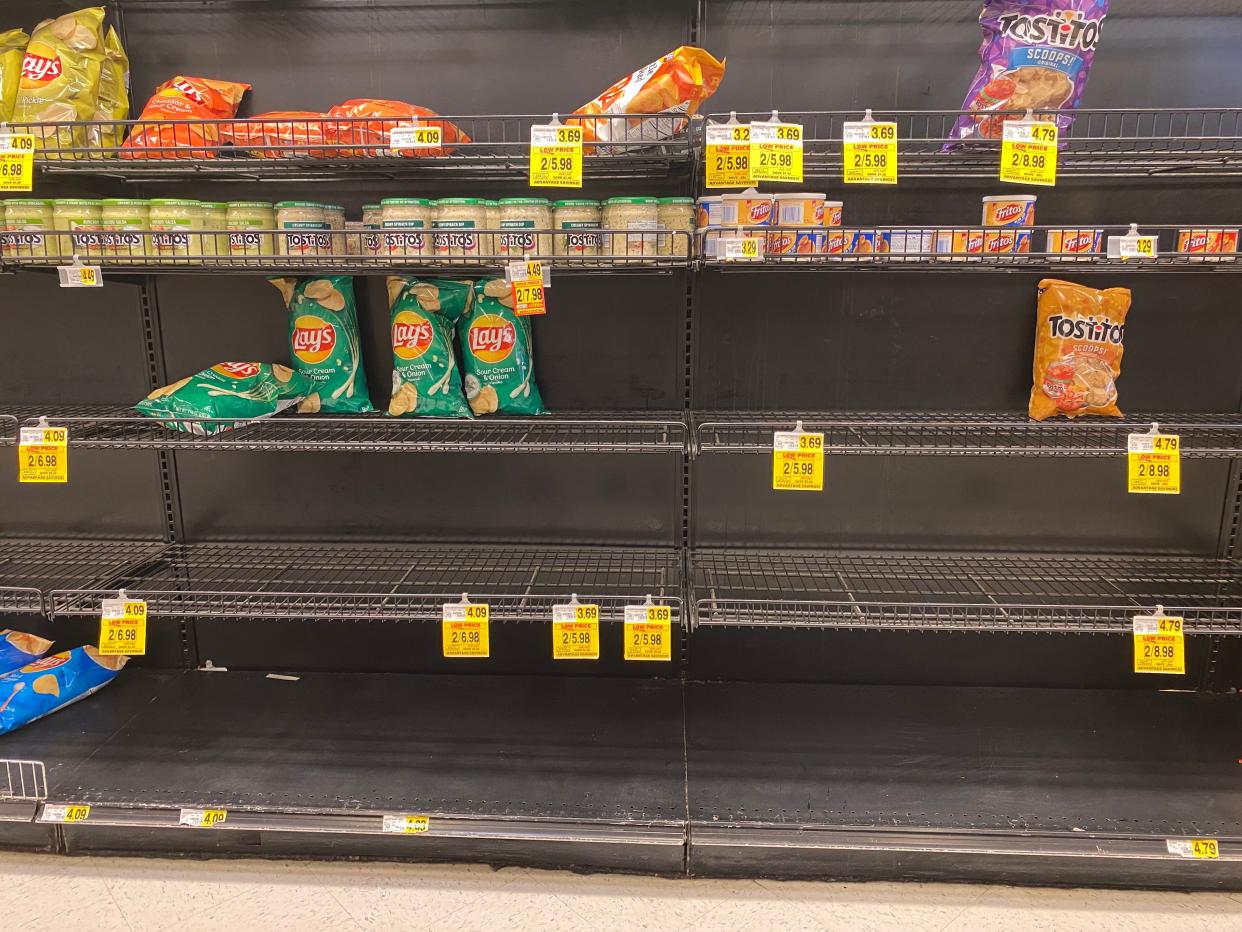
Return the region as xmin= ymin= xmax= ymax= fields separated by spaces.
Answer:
xmin=691 ymin=548 xmax=1242 ymax=633
xmin=0 ymin=538 xmax=168 ymax=617
xmin=46 ymin=541 xmax=683 ymax=622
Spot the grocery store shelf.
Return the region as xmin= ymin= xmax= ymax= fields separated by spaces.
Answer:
xmin=686 ymin=681 xmax=1242 ymax=885
xmin=690 ymin=548 xmax=1242 ymax=633
xmin=47 ymin=541 xmax=682 ymax=623
xmin=0 ymin=669 xmax=686 ymax=869
xmin=706 ymin=108 xmax=1242 ymax=178
xmin=7 ymin=406 xmax=688 ymax=455
xmin=693 ymin=412 xmax=1242 ymax=457
xmin=0 ymin=538 xmax=169 ymax=617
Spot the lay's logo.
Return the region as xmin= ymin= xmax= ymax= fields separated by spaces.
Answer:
xmin=20 ymin=49 xmax=62 ymax=87
xmin=171 ymin=78 xmax=206 ymax=104
xmin=212 ymin=362 xmax=261 ymax=379
xmin=292 ymin=315 xmax=337 ymax=365
xmin=21 ymin=652 xmax=69 ymax=673
xmin=392 ymin=310 xmax=434 ymax=361
xmin=467 ymin=314 xmax=516 ymax=365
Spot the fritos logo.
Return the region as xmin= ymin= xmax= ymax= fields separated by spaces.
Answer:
xmin=212 ymin=362 xmax=261 ymax=379
xmin=467 ymin=314 xmax=516 ymax=364
xmin=992 ymin=204 xmax=1024 ymax=224
xmin=766 ymin=233 xmax=795 ymax=253
xmin=20 ymin=47 xmax=62 ymax=88
xmin=748 ymin=202 xmax=771 ymax=224
xmin=292 ymin=315 xmax=337 ymax=364
xmin=392 ymin=310 xmax=434 ymax=361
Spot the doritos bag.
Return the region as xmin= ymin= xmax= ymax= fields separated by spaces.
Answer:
xmin=459 ymin=280 xmax=546 ymax=416
xmin=387 ymin=276 xmax=473 ymax=418
xmin=0 ymin=29 xmax=28 ymax=122
xmin=325 ymin=99 xmax=468 ymax=157
xmin=13 ymin=7 xmax=106 ymax=155
xmin=0 ymin=630 xmax=52 ymax=676
xmin=88 ymin=25 xmax=128 ymax=152
xmin=136 ymin=362 xmax=316 ymax=434
xmin=1028 ymin=279 xmax=1130 ymax=421
xmin=221 ymin=111 xmax=331 ymax=158
xmin=270 ymin=276 xmax=373 ymax=414
xmin=0 ymin=646 xmax=127 ymax=736
xmin=570 ymin=46 xmax=726 ymax=147
xmin=121 ymin=75 xmax=250 ymax=159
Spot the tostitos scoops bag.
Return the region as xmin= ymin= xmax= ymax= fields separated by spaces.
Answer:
xmin=950 ymin=1 xmax=1108 ymax=142
xmin=0 ymin=646 xmax=127 ymax=736
xmin=387 ymin=277 xmax=473 ymax=418
xmin=121 ymin=75 xmax=250 ymax=158
xmin=136 ymin=362 xmax=316 ymax=434
xmin=1029 ymin=278 xmax=1130 ymax=421
xmin=270 ymin=276 xmax=372 ymax=414
xmin=459 ymin=280 xmax=546 ymax=416
xmin=0 ymin=630 xmax=52 ymax=676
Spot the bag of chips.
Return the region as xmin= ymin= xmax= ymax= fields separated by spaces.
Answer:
xmin=570 ymin=46 xmax=726 ymax=148
xmin=387 ymin=276 xmax=473 ymax=418
xmin=0 ymin=646 xmax=127 ymax=736
xmin=1029 ymin=278 xmax=1130 ymax=421
xmin=0 ymin=29 xmax=28 ymax=122
xmin=13 ymin=7 xmax=106 ymax=155
xmin=136 ymin=362 xmax=316 ymax=434
xmin=459 ymin=279 xmax=546 ymax=416
xmin=221 ymin=111 xmax=332 ymax=158
xmin=0 ymin=630 xmax=52 ymax=676
xmin=950 ymin=1 xmax=1108 ymax=142
xmin=269 ymin=276 xmax=373 ymax=414
xmin=325 ymin=99 xmax=468 ymax=157
xmin=87 ymin=25 xmax=128 ymax=152
xmin=121 ymin=75 xmax=250 ymax=159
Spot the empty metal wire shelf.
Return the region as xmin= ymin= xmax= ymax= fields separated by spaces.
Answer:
xmin=0 ymin=538 xmax=169 ymax=616
xmin=0 ymin=760 xmax=47 ymax=801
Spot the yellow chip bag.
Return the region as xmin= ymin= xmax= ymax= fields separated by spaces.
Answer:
xmin=0 ymin=29 xmax=29 ymax=122
xmin=13 ymin=6 xmax=106 ymax=156
xmin=88 ymin=26 xmax=128 ymax=153
xmin=1028 ymin=279 xmax=1131 ymax=421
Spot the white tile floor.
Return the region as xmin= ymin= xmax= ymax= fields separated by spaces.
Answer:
xmin=3 ymin=851 xmax=1242 ymax=931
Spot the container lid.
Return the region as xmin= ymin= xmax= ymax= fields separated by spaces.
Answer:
xmin=319 ymin=203 xmax=345 ymax=212
xmin=824 ymin=200 xmax=843 ymax=206
xmin=721 ymin=190 xmax=768 ymax=201
xmin=200 ymin=201 xmax=229 ymax=211
xmin=553 ymin=199 xmax=600 ymax=208
xmin=226 ymin=201 xmax=274 ymax=210
xmin=483 ymin=200 xmax=500 ymax=207
xmin=982 ymin=194 xmax=1037 ymax=202
xmin=499 ymin=197 xmax=551 ymax=206
xmin=657 ymin=197 xmax=695 ymax=205
xmin=4 ymin=199 xmax=53 ymax=207
xmin=274 ymin=200 xmax=324 ymax=209
xmin=436 ymin=197 xmax=487 ymax=206
xmin=380 ymin=197 xmax=434 ymax=207
xmin=361 ymin=203 xmax=383 ymax=211
xmin=696 ymin=195 xmax=724 ymax=202
xmin=773 ymin=193 xmax=826 ymax=201
xmin=99 ymin=198 xmax=148 ymax=207
xmin=51 ymin=198 xmax=102 ymax=207
xmin=604 ymin=196 xmax=659 ymax=205
xmin=148 ymin=198 xmax=201 ymax=207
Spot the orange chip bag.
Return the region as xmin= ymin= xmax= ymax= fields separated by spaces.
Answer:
xmin=13 ymin=7 xmax=106 ymax=155
xmin=1029 ymin=279 xmax=1131 ymax=421
xmin=570 ymin=46 xmax=726 ymax=147
xmin=220 ymin=112 xmax=331 ymax=158
xmin=120 ymin=75 xmax=250 ymax=159
xmin=324 ymin=99 xmax=468 ymax=157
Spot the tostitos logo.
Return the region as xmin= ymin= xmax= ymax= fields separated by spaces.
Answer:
xmin=20 ymin=46 xmax=62 ymax=88
xmin=467 ymin=314 xmax=516 ymax=364
xmin=392 ymin=310 xmax=434 ymax=361
xmin=292 ymin=315 xmax=337 ymax=364
xmin=212 ymin=362 xmax=261 ymax=379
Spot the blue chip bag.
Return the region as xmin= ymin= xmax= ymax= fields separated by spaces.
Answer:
xmin=0 ymin=630 xmax=53 ymax=676
xmin=0 ymin=646 xmax=128 ymax=736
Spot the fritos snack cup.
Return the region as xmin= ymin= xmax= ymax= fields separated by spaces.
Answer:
xmin=570 ymin=46 xmax=725 ymax=149
xmin=121 ymin=75 xmax=250 ymax=159
xmin=325 ymin=99 xmax=468 ymax=157
xmin=13 ymin=8 xmax=106 ymax=156
xmin=982 ymin=194 xmax=1036 ymax=227
xmin=221 ymin=112 xmax=331 ymax=158
xmin=1029 ymin=279 xmax=1130 ymax=421
xmin=136 ymin=362 xmax=315 ymax=434
xmin=0 ymin=646 xmax=127 ymax=737
xmin=1178 ymin=228 xmax=1238 ymax=263
xmin=87 ymin=25 xmax=128 ymax=152
xmin=271 ymin=276 xmax=373 ymax=414
xmin=721 ymin=189 xmax=772 ymax=227
xmin=459 ymin=280 xmax=546 ymax=417
xmin=387 ymin=277 xmax=473 ymax=418
xmin=0 ymin=29 xmax=28 ymax=122
xmin=0 ymin=630 xmax=52 ymax=676
xmin=1046 ymin=227 xmax=1102 ymax=261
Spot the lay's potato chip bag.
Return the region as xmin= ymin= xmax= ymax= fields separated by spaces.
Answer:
xmin=459 ymin=280 xmax=546 ymax=416
xmin=387 ymin=276 xmax=473 ymax=418
xmin=0 ymin=629 xmax=52 ymax=676
xmin=88 ymin=25 xmax=128 ymax=152
xmin=0 ymin=646 xmax=127 ymax=736
xmin=136 ymin=362 xmax=316 ymax=433
xmin=13 ymin=7 xmax=106 ymax=155
xmin=121 ymin=75 xmax=250 ymax=159
xmin=270 ymin=276 xmax=373 ymax=414
xmin=0 ymin=29 xmax=29 ymax=122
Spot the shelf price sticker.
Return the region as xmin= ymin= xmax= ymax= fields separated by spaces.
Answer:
xmin=705 ymin=123 xmax=751 ymax=187
xmin=506 ymin=258 xmax=550 ymax=288
xmin=18 ymin=425 xmax=67 ymax=483
xmin=552 ymin=602 xmax=599 ymax=660
xmin=1133 ymin=613 xmax=1185 ymax=675
xmin=624 ymin=604 xmax=672 ymax=662
xmin=388 ymin=123 xmax=442 ymax=151
xmin=443 ymin=601 xmax=490 ymax=658
xmin=511 ymin=277 xmax=546 ymax=317
xmin=843 ymin=121 xmax=897 ymax=185
xmin=180 ymin=808 xmax=228 ymax=828
xmin=772 ymin=428 xmax=824 ymax=492
xmin=99 ymin=598 xmax=147 ymax=656
xmin=1113 ymin=233 xmax=1157 ymax=261
xmin=1000 ymin=120 xmax=1058 ymax=187
xmin=58 ymin=263 xmax=102 ymax=288
xmin=382 ymin=814 xmax=430 ymax=835
xmin=0 ymin=133 xmax=34 ymax=192
xmin=1128 ymin=431 xmax=1180 ymax=494
xmin=749 ymin=121 xmax=803 ymax=183
xmin=529 ymin=123 xmax=583 ymax=188
xmin=1168 ymin=838 xmax=1220 ymax=859
xmin=43 ymin=804 xmax=90 ymax=824
xmin=719 ymin=236 xmax=764 ymax=261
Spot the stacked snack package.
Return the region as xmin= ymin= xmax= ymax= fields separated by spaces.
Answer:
xmin=325 ymin=99 xmax=468 ymax=157
xmin=12 ymin=7 xmax=107 ymax=155
xmin=270 ymin=276 xmax=373 ymax=413
xmin=459 ymin=279 xmax=546 ymax=416
xmin=387 ymin=277 xmax=474 ymax=418
xmin=0 ymin=630 xmax=52 ymax=675
xmin=136 ymin=362 xmax=317 ymax=433
xmin=0 ymin=29 xmax=28 ymax=121
xmin=121 ymin=75 xmax=250 ymax=159
xmin=221 ymin=111 xmax=332 ymax=158
xmin=950 ymin=1 xmax=1108 ymax=142
xmin=88 ymin=26 xmax=129 ymax=151
xmin=0 ymin=646 xmax=127 ymax=736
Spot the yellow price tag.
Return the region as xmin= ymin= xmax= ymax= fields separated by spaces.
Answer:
xmin=624 ymin=604 xmax=672 ymax=661
xmin=389 ymin=124 xmax=442 ymax=150
xmin=1133 ymin=614 xmax=1185 ymax=675
xmin=0 ymin=134 xmax=34 ymax=192
xmin=749 ymin=121 xmax=803 ymax=183
xmin=705 ymin=123 xmax=751 ymax=187
xmin=772 ymin=429 xmax=824 ymax=491
xmin=18 ymin=426 xmax=67 ymax=483
xmin=530 ymin=123 xmax=583 ymax=188
xmin=383 ymin=814 xmax=430 ymax=834
xmin=442 ymin=602 xmax=490 ymax=657
xmin=1168 ymin=838 xmax=1220 ymax=859
xmin=512 ymin=279 xmax=546 ymax=316
xmin=180 ymin=808 xmax=228 ymax=828
xmin=45 ymin=804 xmax=91 ymax=823
xmin=843 ymin=121 xmax=897 ymax=185
xmin=552 ymin=603 xmax=599 ymax=660
xmin=1118 ymin=234 xmax=1157 ymax=259
xmin=1128 ymin=432 xmax=1180 ymax=494
xmin=1000 ymin=120 xmax=1058 ymax=186
xmin=99 ymin=598 xmax=147 ymax=656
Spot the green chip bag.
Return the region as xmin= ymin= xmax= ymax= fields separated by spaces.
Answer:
xmin=459 ymin=279 xmax=546 ymax=416
xmin=387 ymin=276 xmax=472 ymax=418
xmin=0 ymin=29 xmax=28 ymax=123
xmin=270 ymin=275 xmax=373 ymax=414
xmin=136 ymin=362 xmax=314 ymax=434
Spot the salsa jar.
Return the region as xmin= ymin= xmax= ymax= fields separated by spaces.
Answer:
xmin=3 ymin=199 xmax=54 ymax=259
xmin=52 ymin=198 xmax=102 ymax=260
xmin=361 ymin=203 xmax=382 ymax=258
xmin=275 ymin=200 xmax=330 ymax=258
xmin=226 ymin=201 xmax=275 ymax=258
xmin=498 ymin=197 xmax=552 ymax=258
xmin=99 ymin=198 xmax=149 ymax=261
xmin=200 ymin=201 xmax=229 ymax=257
xmin=148 ymin=198 xmax=204 ymax=263
xmin=603 ymin=196 xmax=659 ymax=258
xmin=321 ymin=203 xmax=346 ymax=255
xmin=657 ymin=197 xmax=694 ymax=257
xmin=553 ymin=199 xmax=601 ymax=257
xmin=433 ymin=197 xmax=486 ymax=260
xmin=380 ymin=197 xmax=433 ymax=260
